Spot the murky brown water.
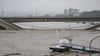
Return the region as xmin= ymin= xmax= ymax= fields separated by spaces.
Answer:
xmin=0 ymin=30 xmax=100 ymax=56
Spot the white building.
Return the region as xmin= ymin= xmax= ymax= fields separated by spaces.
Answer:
xmin=64 ymin=8 xmax=80 ymax=17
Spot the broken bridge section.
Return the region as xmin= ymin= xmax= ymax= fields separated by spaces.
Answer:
xmin=86 ymin=23 xmax=100 ymax=30
xmin=0 ymin=19 xmax=22 ymax=30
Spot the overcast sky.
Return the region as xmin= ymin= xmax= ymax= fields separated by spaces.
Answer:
xmin=0 ymin=0 xmax=100 ymax=16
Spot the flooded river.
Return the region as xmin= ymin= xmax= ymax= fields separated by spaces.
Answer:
xmin=0 ymin=30 xmax=100 ymax=56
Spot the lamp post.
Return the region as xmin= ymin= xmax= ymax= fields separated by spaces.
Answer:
xmin=89 ymin=36 xmax=100 ymax=56
xmin=1 ymin=8 xmax=4 ymax=17
xmin=36 ymin=8 xmax=37 ymax=17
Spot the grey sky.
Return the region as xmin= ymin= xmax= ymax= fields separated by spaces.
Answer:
xmin=0 ymin=0 xmax=100 ymax=16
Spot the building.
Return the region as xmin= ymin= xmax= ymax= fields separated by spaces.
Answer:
xmin=73 ymin=9 xmax=80 ymax=16
xmin=64 ymin=8 xmax=80 ymax=17
xmin=64 ymin=9 xmax=68 ymax=16
xmin=68 ymin=8 xmax=74 ymax=16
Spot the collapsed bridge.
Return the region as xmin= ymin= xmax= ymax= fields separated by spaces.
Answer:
xmin=0 ymin=17 xmax=100 ymax=30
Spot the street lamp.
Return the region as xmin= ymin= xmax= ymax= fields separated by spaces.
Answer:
xmin=1 ymin=8 xmax=4 ymax=17
xmin=36 ymin=8 xmax=37 ymax=17
xmin=89 ymin=36 xmax=100 ymax=56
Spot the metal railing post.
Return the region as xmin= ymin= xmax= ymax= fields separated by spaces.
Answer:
xmin=89 ymin=36 xmax=100 ymax=56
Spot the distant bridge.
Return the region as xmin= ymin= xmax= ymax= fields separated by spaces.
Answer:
xmin=0 ymin=17 xmax=100 ymax=22
xmin=0 ymin=17 xmax=100 ymax=30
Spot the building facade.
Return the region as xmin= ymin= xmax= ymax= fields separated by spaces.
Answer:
xmin=64 ymin=8 xmax=80 ymax=17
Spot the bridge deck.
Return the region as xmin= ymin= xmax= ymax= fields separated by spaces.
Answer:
xmin=0 ymin=17 xmax=100 ymax=22
xmin=0 ymin=19 xmax=22 ymax=30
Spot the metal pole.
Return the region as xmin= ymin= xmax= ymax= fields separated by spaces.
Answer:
xmin=1 ymin=8 xmax=4 ymax=17
xmin=89 ymin=36 xmax=100 ymax=56
xmin=36 ymin=8 xmax=37 ymax=17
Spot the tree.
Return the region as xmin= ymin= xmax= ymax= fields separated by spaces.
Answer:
xmin=80 ymin=10 xmax=100 ymax=18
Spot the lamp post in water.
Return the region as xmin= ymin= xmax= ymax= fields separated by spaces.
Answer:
xmin=89 ymin=36 xmax=100 ymax=56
